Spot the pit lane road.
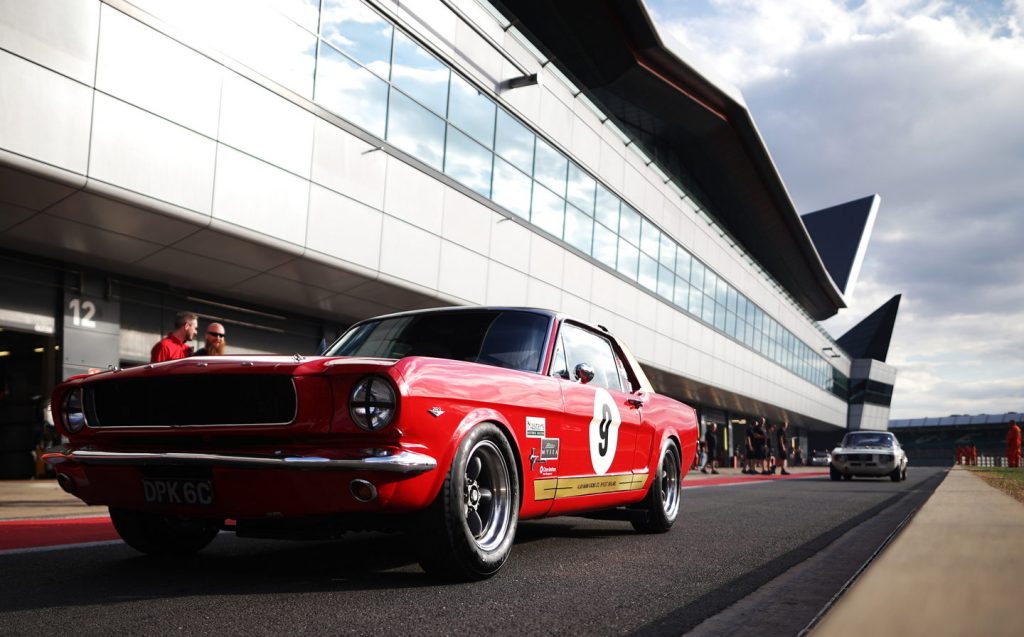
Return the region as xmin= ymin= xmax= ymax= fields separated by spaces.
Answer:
xmin=0 ymin=467 xmax=945 ymax=636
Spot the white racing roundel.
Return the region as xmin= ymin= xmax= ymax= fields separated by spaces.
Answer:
xmin=589 ymin=387 xmax=622 ymax=475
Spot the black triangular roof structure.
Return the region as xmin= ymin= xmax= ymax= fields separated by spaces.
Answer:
xmin=801 ymin=195 xmax=880 ymax=297
xmin=838 ymin=294 xmax=902 ymax=362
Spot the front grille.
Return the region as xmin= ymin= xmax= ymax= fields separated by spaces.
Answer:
xmin=85 ymin=375 xmax=296 ymax=427
xmin=847 ymin=453 xmax=874 ymax=462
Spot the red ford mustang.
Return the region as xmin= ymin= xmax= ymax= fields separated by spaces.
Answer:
xmin=47 ymin=307 xmax=698 ymax=579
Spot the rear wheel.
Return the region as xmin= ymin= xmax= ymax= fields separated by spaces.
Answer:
xmin=632 ymin=440 xmax=681 ymax=533
xmin=109 ymin=508 xmax=221 ymax=555
xmin=829 ymin=465 xmax=841 ymax=481
xmin=416 ymin=423 xmax=519 ymax=581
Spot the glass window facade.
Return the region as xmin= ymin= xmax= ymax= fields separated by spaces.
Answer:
xmin=189 ymin=0 xmax=848 ymax=396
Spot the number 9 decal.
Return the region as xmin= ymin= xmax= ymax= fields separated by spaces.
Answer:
xmin=589 ymin=387 xmax=622 ymax=475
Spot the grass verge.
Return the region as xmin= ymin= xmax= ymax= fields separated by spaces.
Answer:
xmin=967 ymin=466 xmax=1024 ymax=505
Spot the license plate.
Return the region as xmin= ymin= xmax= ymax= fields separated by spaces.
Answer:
xmin=142 ymin=478 xmax=215 ymax=506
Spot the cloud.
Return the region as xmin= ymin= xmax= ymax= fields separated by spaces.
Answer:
xmin=649 ymin=0 xmax=1024 ymax=418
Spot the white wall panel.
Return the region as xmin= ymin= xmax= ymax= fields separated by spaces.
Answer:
xmin=597 ymin=139 xmax=625 ymax=192
xmin=311 ymin=119 xmax=388 ymax=210
xmin=0 ymin=0 xmax=99 ymax=84
xmin=383 ymin=156 xmax=444 ymax=234
xmin=438 ymin=240 xmax=487 ymax=303
xmin=570 ymin=121 xmax=601 ymax=172
xmin=452 ymin=21 xmax=503 ymax=83
xmin=441 ymin=190 xmax=494 ymax=251
xmin=538 ymin=88 xmax=573 ymax=151
xmin=559 ymin=291 xmax=591 ymax=322
xmin=0 ymin=51 xmax=92 ymax=174
xmin=489 ymin=217 xmax=531 ymax=272
xmin=212 ymin=146 xmax=309 ymax=245
xmin=528 ymin=234 xmax=563 ymax=287
xmin=219 ymin=73 xmax=315 ymax=178
xmin=90 ymin=94 xmax=215 ymax=213
xmin=562 ymin=253 xmax=593 ymax=300
xmin=526 ymin=277 xmax=561 ymax=311
xmin=486 ymin=262 xmax=528 ymax=306
xmin=379 ymin=216 xmax=440 ymax=289
xmin=96 ymin=6 xmax=222 ymax=138
xmin=305 ymin=184 xmax=382 ymax=270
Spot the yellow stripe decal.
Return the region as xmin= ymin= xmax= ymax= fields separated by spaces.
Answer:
xmin=533 ymin=473 xmax=648 ymax=501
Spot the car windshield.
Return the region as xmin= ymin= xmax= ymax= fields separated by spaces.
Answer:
xmin=841 ymin=433 xmax=894 ymax=448
xmin=326 ymin=310 xmax=550 ymax=373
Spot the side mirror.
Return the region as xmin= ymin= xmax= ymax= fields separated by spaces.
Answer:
xmin=574 ymin=363 xmax=595 ymax=384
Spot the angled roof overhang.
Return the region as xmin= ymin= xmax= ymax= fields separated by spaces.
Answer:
xmin=491 ymin=0 xmax=847 ymax=320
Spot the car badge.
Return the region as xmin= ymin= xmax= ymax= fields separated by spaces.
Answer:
xmin=428 ymin=407 xmax=445 ymax=417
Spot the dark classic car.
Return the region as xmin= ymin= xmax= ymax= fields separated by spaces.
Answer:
xmin=46 ymin=307 xmax=698 ymax=579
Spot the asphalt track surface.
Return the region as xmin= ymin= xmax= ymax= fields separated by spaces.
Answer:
xmin=0 ymin=467 xmax=946 ymax=636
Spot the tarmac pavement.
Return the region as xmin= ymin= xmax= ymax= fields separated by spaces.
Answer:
xmin=1 ymin=464 xmax=1021 ymax=634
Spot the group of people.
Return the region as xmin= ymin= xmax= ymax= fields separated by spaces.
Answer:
xmin=149 ymin=311 xmax=227 ymax=363
xmin=695 ymin=417 xmax=795 ymax=476
xmin=742 ymin=417 xmax=791 ymax=475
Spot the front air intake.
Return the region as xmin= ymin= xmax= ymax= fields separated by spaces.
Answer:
xmin=84 ymin=375 xmax=296 ymax=427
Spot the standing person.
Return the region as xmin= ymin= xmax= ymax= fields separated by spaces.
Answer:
xmin=1003 ymin=419 xmax=1019 ymax=469
xmin=702 ymin=422 xmax=720 ymax=474
xmin=150 ymin=311 xmax=197 ymax=362
xmin=193 ymin=322 xmax=227 ymax=356
xmin=764 ymin=422 xmax=777 ymax=474
xmin=744 ymin=422 xmax=756 ymax=474
xmin=776 ymin=421 xmax=791 ymax=475
xmin=751 ymin=417 xmax=768 ymax=474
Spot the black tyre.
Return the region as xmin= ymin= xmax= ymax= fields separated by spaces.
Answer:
xmin=842 ymin=473 xmax=853 ymax=481
xmin=890 ymin=467 xmax=901 ymax=482
xmin=109 ymin=508 xmax=221 ymax=556
xmin=901 ymin=466 xmax=908 ymax=481
xmin=632 ymin=440 xmax=681 ymax=533
xmin=829 ymin=465 xmax=841 ymax=481
xmin=416 ymin=423 xmax=519 ymax=581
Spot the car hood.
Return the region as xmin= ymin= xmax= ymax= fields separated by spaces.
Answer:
xmin=832 ymin=446 xmax=896 ymax=454
xmin=63 ymin=356 xmax=398 ymax=385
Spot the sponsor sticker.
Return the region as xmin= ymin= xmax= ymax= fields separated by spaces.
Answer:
xmin=539 ymin=465 xmax=557 ymax=476
xmin=526 ymin=416 xmax=546 ymax=438
xmin=541 ymin=438 xmax=559 ymax=460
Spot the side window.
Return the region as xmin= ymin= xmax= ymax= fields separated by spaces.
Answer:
xmin=549 ymin=335 xmax=570 ymax=380
xmin=614 ymin=353 xmax=635 ymax=393
xmin=559 ymin=323 xmax=622 ymax=391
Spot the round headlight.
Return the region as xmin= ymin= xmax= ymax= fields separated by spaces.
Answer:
xmin=62 ymin=388 xmax=87 ymax=433
xmin=349 ymin=376 xmax=397 ymax=431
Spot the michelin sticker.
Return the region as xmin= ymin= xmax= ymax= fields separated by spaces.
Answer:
xmin=526 ymin=416 xmax=546 ymax=438
xmin=589 ymin=387 xmax=622 ymax=475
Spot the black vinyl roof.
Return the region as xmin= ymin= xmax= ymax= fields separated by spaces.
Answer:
xmin=491 ymin=0 xmax=847 ymax=319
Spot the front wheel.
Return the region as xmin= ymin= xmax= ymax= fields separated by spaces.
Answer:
xmin=631 ymin=440 xmax=681 ymax=533
xmin=109 ymin=508 xmax=221 ymax=556
xmin=416 ymin=423 xmax=519 ymax=581
xmin=830 ymin=465 xmax=841 ymax=481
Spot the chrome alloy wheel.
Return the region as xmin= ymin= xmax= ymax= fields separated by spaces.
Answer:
xmin=659 ymin=444 xmax=681 ymax=521
xmin=462 ymin=439 xmax=512 ymax=551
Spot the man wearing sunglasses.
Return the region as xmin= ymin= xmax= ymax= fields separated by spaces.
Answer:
xmin=193 ymin=322 xmax=227 ymax=357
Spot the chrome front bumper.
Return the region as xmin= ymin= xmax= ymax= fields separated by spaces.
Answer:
xmin=44 ymin=449 xmax=437 ymax=474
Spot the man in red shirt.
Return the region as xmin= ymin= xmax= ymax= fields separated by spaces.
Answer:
xmin=150 ymin=311 xmax=198 ymax=362
xmin=1007 ymin=420 xmax=1021 ymax=468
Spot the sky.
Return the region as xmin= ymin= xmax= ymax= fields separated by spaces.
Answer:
xmin=645 ymin=0 xmax=1024 ymax=419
